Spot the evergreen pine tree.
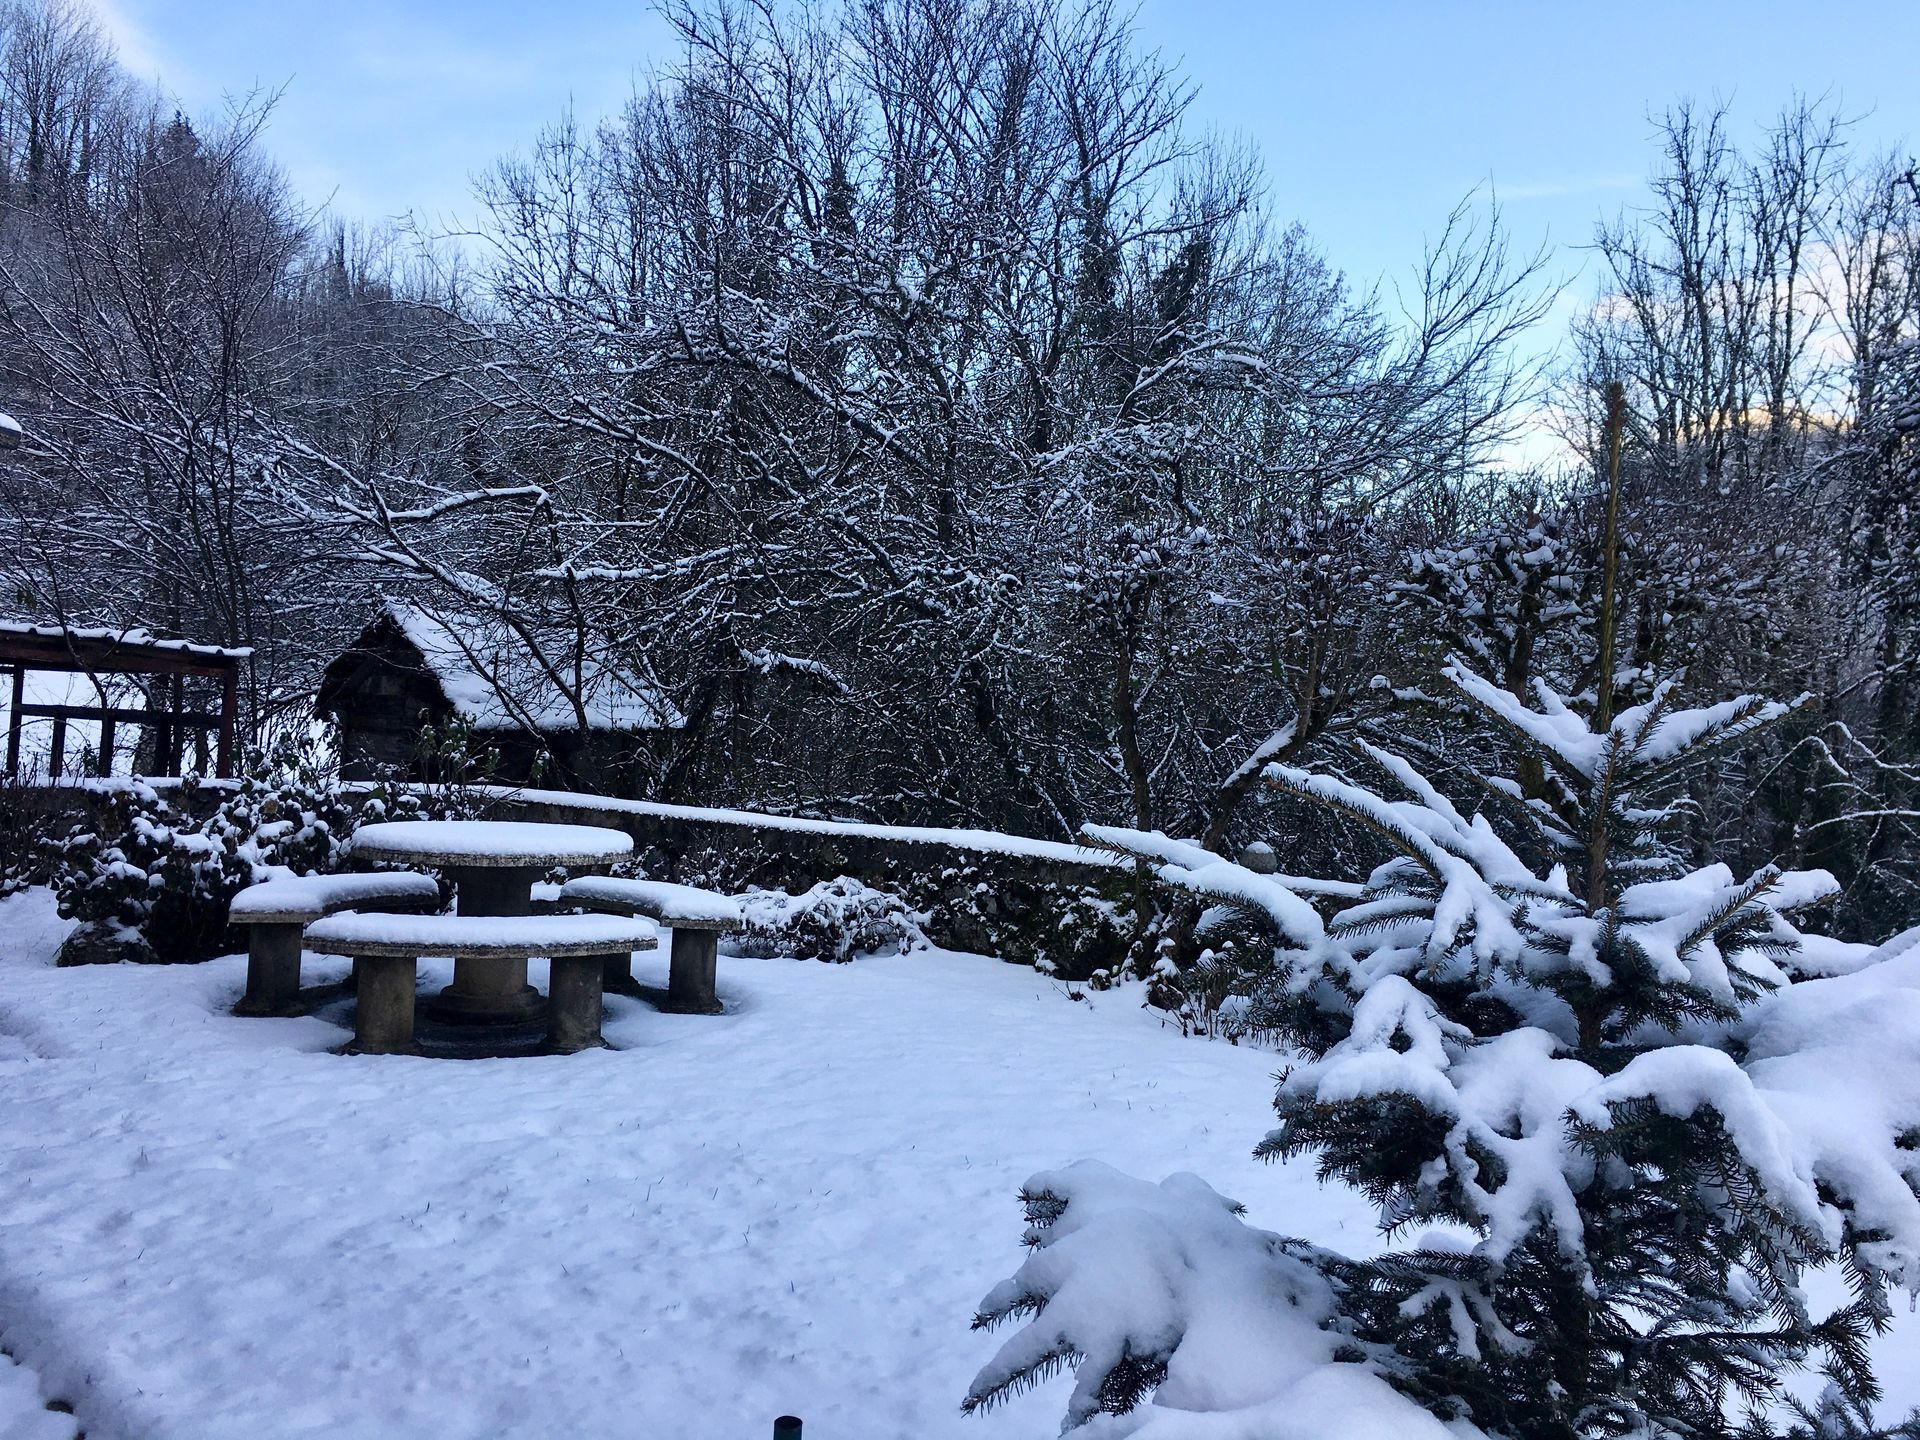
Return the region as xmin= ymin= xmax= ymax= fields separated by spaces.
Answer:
xmin=969 ymin=663 xmax=1920 ymax=1438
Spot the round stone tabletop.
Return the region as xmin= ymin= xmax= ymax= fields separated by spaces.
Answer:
xmin=348 ymin=820 xmax=634 ymax=868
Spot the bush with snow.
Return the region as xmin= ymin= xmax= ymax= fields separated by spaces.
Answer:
xmin=965 ymin=1161 xmax=1460 ymax=1440
xmin=970 ymin=666 xmax=1920 ymax=1438
xmin=909 ymin=862 xmax=1134 ymax=981
xmin=732 ymin=876 xmax=928 ymax=963
xmin=51 ymin=741 xmax=462 ymax=965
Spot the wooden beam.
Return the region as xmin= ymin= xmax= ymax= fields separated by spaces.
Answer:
xmin=12 ymin=703 xmax=220 ymax=726
xmin=0 ymin=638 xmax=240 ymax=679
xmin=5 ymin=665 xmax=20 ymax=779
xmin=217 ymin=665 xmax=238 ymax=778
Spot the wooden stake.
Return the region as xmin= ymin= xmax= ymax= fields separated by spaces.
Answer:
xmin=1596 ymin=382 xmax=1627 ymax=733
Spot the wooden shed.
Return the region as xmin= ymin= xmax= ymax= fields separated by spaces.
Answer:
xmin=316 ymin=602 xmax=682 ymax=791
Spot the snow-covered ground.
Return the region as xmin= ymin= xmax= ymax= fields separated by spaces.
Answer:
xmin=0 ymin=1350 xmax=77 ymax=1440
xmin=1 ymin=887 xmax=1914 ymax=1439
xmin=0 ymin=889 xmax=1379 ymax=1440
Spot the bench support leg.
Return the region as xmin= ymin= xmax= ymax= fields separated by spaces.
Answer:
xmin=234 ymin=924 xmax=304 ymax=1016
xmin=350 ymin=956 xmax=417 ymax=1055
xmin=600 ymin=949 xmax=642 ymax=996
xmin=547 ymin=955 xmax=609 ymax=1053
xmin=663 ymin=930 xmax=723 ymax=1014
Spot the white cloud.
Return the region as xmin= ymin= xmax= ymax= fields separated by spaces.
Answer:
xmin=1490 ymin=175 xmax=1642 ymax=201
xmin=88 ymin=0 xmax=179 ymax=89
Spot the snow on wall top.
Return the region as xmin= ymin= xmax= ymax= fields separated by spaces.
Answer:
xmin=376 ymin=601 xmax=681 ymax=733
xmin=472 ymin=784 xmax=1133 ymax=869
xmin=0 ymin=619 xmax=252 ymax=660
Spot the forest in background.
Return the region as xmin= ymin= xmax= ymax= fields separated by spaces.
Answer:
xmin=0 ymin=0 xmax=1916 ymax=939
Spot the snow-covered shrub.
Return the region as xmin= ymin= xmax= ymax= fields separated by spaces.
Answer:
xmin=54 ymin=776 xmax=261 ymax=964
xmin=909 ymin=862 xmax=1132 ymax=979
xmin=51 ymin=741 xmax=461 ymax=965
xmin=0 ymin=773 xmax=68 ymax=897
xmin=1146 ymin=905 xmax=1284 ymax=1042
xmin=966 ymin=1161 xmax=1458 ymax=1439
xmin=732 ymin=877 xmax=927 ymax=962
xmin=973 ymin=666 xmax=1920 ymax=1438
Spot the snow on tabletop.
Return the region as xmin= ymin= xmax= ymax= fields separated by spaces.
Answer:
xmin=228 ymin=870 xmax=442 ymax=921
xmin=0 ymin=886 xmax=1405 ymax=1440
xmin=559 ymin=875 xmax=742 ymax=926
xmin=303 ymin=910 xmax=658 ymax=957
xmin=347 ymin=820 xmax=632 ymax=865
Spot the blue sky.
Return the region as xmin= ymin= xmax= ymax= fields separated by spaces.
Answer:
xmin=97 ymin=0 xmax=1920 ymax=311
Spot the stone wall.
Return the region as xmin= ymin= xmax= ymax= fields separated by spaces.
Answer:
xmin=471 ymin=788 xmax=1141 ymax=978
xmin=33 ymin=779 xmax=1143 ymax=978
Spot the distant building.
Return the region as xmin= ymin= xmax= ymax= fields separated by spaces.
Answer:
xmin=317 ymin=601 xmax=682 ymax=791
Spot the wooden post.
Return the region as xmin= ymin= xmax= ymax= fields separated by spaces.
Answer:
xmin=1596 ymin=381 xmax=1626 ymax=734
xmin=48 ymin=714 xmax=66 ymax=778
xmin=216 ymin=663 xmax=238 ymax=778
xmin=149 ymin=713 xmax=170 ymax=776
xmin=5 ymin=664 xmax=22 ymax=778
xmin=193 ymin=724 xmax=209 ymax=775
xmin=97 ymin=716 xmax=116 ymax=776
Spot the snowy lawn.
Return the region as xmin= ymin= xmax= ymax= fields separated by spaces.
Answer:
xmin=3 ymin=888 xmax=1915 ymax=1439
xmin=0 ymin=889 xmax=1380 ymax=1440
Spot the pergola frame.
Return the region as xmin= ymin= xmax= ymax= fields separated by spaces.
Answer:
xmin=0 ymin=623 xmax=249 ymax=780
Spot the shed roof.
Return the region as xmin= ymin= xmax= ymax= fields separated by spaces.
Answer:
xmin=321 ymin=601 xmax=682 ymax=733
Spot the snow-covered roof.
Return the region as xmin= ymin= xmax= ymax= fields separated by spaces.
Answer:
xmin=336 ymin=601 xmax=681 ymax=733
xmin=0 ymin=619 xmax=252 ymax=660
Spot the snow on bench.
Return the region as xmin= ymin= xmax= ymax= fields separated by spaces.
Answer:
xmin=559 ymin=876 xmax=740 ymax=1016
xmin=303 ymin=911 xmax=660 ymax=1056
xmin=303 ymin=911 xmax=659 ymax=959
xmin=228 ymin=870 xmax=444 ymax=1018
xmin=558 ymin=876 xmax=743 ymax=931
xmin=229 ymin=871 xmax=442 ymax=926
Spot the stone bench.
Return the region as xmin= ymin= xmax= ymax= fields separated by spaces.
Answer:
xmin=228 ymin=871 xmax=443 ymax=1016
xmin=558 ymin=876 xmax=743 ymax=1014
xmin=302 ymin=911 xmax=660 ymax=1055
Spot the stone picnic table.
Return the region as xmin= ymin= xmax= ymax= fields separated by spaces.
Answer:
xmin=346 ymin=820 xmax=634 ymax=1025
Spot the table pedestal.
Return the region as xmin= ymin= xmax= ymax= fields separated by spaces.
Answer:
xmin=424 ymin=865 xmax=547 ymax=1025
